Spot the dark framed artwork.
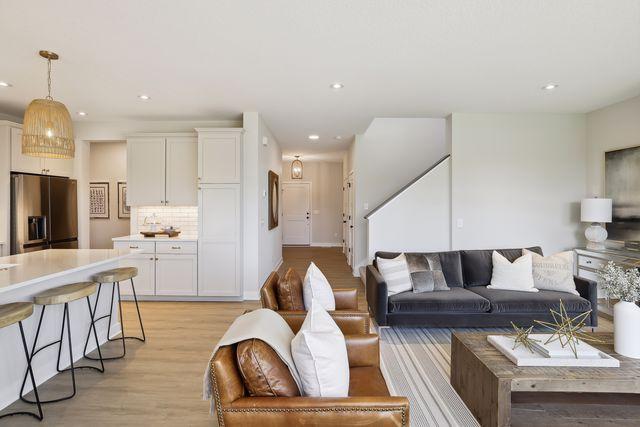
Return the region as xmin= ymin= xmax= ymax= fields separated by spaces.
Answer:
xmin=605 ymin=145 xmax=640 ymax=242
xmin=89 ymin=182 xmax=109 ymax=219
xmin=268 ymin=170 xmax=279 ymax=230
xmin=118 ymin=181 xmax=130 ymax=219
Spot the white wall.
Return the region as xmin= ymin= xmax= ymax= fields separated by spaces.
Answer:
xmin=258 ymin=117 xmax=283 ymax=289
xmin=367 ymin=157 xmax=451 ymax=261
xmin=586 ymin=94 xmax=640 ymax=197
xmin=282 ymin=160 xmax=343 ymax=246
xmin=451 ymin=113 xmax=587 ymax=254
xmin=352 ymin=118 xmax=448 ymax=273
xmin=243 ymin=112 xmax=283 ymax=300
xmin=89 ymin=141 xmax=129 ymax=248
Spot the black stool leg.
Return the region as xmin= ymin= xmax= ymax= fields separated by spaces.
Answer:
xmin=22 ymin=301 xmax=103 ymax=405
xmin=83 ymin=282 xmax=126 ymax=360
xmin=0 ymin=321 xmax=44 ymax=421
xmin=129 ymin=277 xmax=146 ymax=342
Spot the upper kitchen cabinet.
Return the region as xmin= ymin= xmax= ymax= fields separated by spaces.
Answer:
xmin=127 ymin=133 xmax=197 ymax=206
xmin=196 ymin=128 xmax=243 ymax=183
xmin=166 ymin=136 xmax=198 ymax=206
xmin=9 ymin=126 xmax=73 ymax=177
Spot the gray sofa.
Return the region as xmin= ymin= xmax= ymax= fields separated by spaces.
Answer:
xmin=366 ymin=247 xmax=598 ymax=328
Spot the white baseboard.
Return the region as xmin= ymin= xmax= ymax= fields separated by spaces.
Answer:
xmin=311 ymin=242 xmax=342 ymax=247
xmin=243 ymin=290 xmax=260 ymax=301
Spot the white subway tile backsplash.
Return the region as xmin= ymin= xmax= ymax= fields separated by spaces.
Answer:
xmin=131 ymin=206 xmax=198 ymax=236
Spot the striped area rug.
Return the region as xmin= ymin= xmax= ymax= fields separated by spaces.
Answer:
xmin=379 ymin=327 xmax=503 ymax=427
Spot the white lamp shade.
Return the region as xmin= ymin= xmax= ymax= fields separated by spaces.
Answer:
xmin=581 ymin=198 xmax=612 ymax=223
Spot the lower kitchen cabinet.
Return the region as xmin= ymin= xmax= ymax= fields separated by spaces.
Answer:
xmin=156 ymin=254 xmax=198 ymax=296
xmin=114 ymin=239 xmax=198 ymax=297
xmin=118 ymin=253 xmax=156 ymax=296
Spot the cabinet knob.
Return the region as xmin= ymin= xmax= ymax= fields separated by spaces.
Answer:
xmin=155 ymin=257 xmax=159 ymax=260
xmin=149 ymin=257 xmax=154 ymax=261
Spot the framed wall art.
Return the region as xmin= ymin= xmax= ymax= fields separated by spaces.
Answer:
xmin=90 ymin=182 xmax=110 ymax=219
xmin=118 ymin=181 xmax=130 ymax=219
xmin=268 ymin=170 xmax=279 ymax=230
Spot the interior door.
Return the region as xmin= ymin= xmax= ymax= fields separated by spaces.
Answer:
xmin=282 ymin=182 xmax=311 ymax=245
xmin=346 ymin=174 xmax=354 ymax=267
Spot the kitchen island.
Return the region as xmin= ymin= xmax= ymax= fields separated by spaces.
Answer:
xmin=0 ymin=249 xmax=136 ymax=411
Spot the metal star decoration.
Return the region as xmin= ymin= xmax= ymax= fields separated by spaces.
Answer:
xmin=510 ymin=322 xmax=540 ymax=353
xmin=534 ymin=299 xmax=604 ymax=358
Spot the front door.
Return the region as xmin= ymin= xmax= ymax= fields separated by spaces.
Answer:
xmin=282 ymin=182 xmax=311 ymax=245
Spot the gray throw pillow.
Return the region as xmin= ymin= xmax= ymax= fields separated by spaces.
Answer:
xmin=410 ymin=254 xmax=450 ymax=293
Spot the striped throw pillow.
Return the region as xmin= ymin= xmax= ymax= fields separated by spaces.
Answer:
xmin=377 ymin=254 xmax=413 ymax=296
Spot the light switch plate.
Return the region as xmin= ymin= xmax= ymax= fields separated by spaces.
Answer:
xmin=364 ymin=202 xmax=369 ymax=210
xmin=313 ymin=210 xmax=320 ymax=215
xmin=456 ymin=218 xmax=464 ymax=228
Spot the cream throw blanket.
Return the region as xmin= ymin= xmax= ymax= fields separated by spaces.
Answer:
xmin=202 ymin=309 xmax=303 ymax=413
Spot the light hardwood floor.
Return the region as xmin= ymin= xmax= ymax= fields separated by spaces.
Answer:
xmin=0 ymin=246 xmax=618 ymax=426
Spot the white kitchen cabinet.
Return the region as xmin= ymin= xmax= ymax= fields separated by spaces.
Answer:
xmin=166 ymin=136 xmax=198 ymax=205
xmin=155 ymin=254 xmax=198 ymax=296
xmin=196 ymin=129 xmax=242 ymax=184
xmin=118 ymin=253 xmax=156 ymax=296
xmin=113 ymin=238 xmax=198 ymax=298
xmin=126 ymin=136 xmax=166 ymax=206
xmin=10 ymin=127 xmax=73 ymax=177
xmin=127 ymin=134 xmax=197 ymax=206
xmin=198 ymin=184 xmax=241 ymax=296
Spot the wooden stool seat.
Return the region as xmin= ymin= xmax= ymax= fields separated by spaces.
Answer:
xmin=92 ymin=267 xmax=138 ymax=283
xmin=0 ymin=302 xmax=34 ymax=329
xmin=34 ymin=282 xmax=98 ymax=306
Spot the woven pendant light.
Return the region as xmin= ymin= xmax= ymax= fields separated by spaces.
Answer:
xmin=291 ymin=155 xmax=303 ymax=179
xmin=22 ymin=51 xmax=74 ymax=159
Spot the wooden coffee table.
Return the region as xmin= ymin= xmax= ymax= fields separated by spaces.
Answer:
xmin=451 ymin=332 xmax=639 ymax=427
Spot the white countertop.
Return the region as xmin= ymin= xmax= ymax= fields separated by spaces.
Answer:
xmin=0 ymin=249 xmax=137 ymax=294
xmin=112 ymin=234 xmax=198 ymax=242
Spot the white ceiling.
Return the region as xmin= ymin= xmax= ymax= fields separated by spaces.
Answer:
xmin=1 ymin=0 xmax=639 ymax=160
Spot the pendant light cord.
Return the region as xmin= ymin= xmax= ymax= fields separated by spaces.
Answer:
xmin=46 ymin=58 xmax=52 ymax=100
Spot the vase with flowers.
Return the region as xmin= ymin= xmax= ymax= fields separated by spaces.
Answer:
xmin=598 ymin=261 xmax=640 ymax=358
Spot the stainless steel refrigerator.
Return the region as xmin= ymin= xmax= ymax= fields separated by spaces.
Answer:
xmin=10 ymin=173 xmax=78 ymax=254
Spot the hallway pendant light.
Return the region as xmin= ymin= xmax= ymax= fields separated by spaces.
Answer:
xmin=291 ymin=155 xmax=303 ymax=179
xmin=22 ymin=50 xmax=75 ymax=159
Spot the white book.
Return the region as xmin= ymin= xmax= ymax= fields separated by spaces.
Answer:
xmin=528 ymin=334 xmax=601 ymax=358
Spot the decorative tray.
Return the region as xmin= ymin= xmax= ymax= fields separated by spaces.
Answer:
xmin=488 ymin=335 xmax=620 ymax=367
xmin=140 ymin=230 xmax=180 ymax=238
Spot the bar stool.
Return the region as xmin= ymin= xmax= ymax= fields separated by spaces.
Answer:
xmin=83 ymin=267 xmax=145 ymax=361
xmin=0 ymin=303 xmax=43 ymax=421
xmin=20 ymin=282 xmax=105 ymax=404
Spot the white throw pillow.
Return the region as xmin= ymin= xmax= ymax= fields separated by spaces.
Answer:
xmin=523 ymin=249 xmax=578 ymax=295
xmin=487 ymin=251 xmax=538 ymax=292
xmin=291 ymin=300 xmax=349 ymax=397
xmin=303 ymin=262 xmax=335 ymax=311
xmin=377 ymin=254 xmax=413 ymax=296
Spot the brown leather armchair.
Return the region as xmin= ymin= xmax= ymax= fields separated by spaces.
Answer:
xmin=209 ymin=314 xmax=410 ymax=426
xmin=260 ymin=269 xmax=369 ymax=334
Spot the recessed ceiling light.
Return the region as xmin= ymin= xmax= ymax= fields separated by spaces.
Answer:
xmin=330 ymin=82 xmax=344 ymax=90
xmin=0 ymin=81 xmax=12 ymax=87
xmin=138 ymin=94 xmax=151 ymax=100
xmin=542 ymin=83 xmax=558 ymax=91
xmin=334 ymin=135 xmax=343 ymax=140
xmin=77 ymin=111 xmax=88 ymax=116
xmin=308 ymin=134 xmax=320 ymax=141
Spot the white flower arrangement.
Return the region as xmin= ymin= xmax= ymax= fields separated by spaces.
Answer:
xmin=598 ymin=261 xmax=640 ymax=303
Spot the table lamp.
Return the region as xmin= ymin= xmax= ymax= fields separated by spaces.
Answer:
xmin=581 ymin=198 xmax=613 ymax=250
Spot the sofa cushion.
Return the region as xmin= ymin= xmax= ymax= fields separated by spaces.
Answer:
xmin=469 ymin=286 xmax=591 ymax=314
xmin=388 ymin=287 xmax=490 ymax=313
xmin=461 ymin=246 xmax=543 ymax=287
xmin=348 ymin=367 xmax=390 ymax=397
xmin=376 ymin=251 xmax=464 ymax=287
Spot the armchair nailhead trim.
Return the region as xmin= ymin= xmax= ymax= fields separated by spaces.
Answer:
xmin=210 ymin=351 xmax=226 ymax=427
